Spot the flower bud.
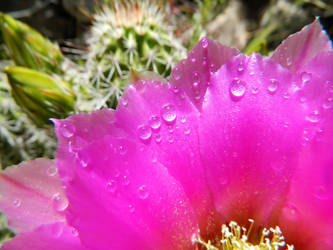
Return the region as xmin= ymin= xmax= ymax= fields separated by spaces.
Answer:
xmin=0 ymin=13 xmax=63 ymax=74
xmin=5 ymin=66 xmax=75 ymax=126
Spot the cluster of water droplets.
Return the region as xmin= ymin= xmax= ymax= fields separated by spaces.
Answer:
xmin=105 ymin=165 xmax=153 ymax=213
xmin=136 ymin=102 xmax=179 ymax=144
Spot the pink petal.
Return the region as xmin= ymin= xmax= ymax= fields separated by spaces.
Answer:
xmin=278 ymin=52 xmax=333 ymax=248
xmin=169 ymin=37 xmax=238 ymax=110
xmin=116 ymin=81 xmax=221 ymax=235
xmin=198 ymin=53 xmax=308 ymax=229
xmin=0 ymin=158 xmax=66 ymax=233
xmin=2 ymin=222 xmax=84 ymax=250
xmin=271 ymin=19 xmax=332 ymax=73
xmin=55 ymin=106 xmax=198 ymax=249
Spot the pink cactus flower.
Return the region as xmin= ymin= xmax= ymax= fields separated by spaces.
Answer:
xmin=1 ymin=19 xmax=333 ymax=249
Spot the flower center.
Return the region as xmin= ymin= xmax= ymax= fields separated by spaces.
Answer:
xmin=193 ymin=219 xmax=294 ymax=250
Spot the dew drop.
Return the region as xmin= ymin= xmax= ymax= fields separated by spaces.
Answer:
xmin=237 ymin=64 xmax=244 ymax=73
xmin=60 ymin=123 xmax=75 ymax=138
xmin=46 ymin=166 xmax=58 ymax=176
xmin=71 ymin=227 xmax=79 ymax=237
xmin=299 ymin=96 xmax=306 ymax=103
xmin=13 ymin=199 xmax=21 ymax=208
xmin=184 ymin=127 xmax=191 ymax=135
xmin=114 ymin=169 xmax=120 ymax=178
xmin=137 ymin=125 xmax=152 ymax=141
xmin=161 ymin=104 xmax=177 ymax=124
xmin=286 ymin=57 xmax=292 ymax=66
xmin=306 ymin=110 xmax=320 ymax=123
xmin=282 ymin=203 xmax=301 ymax=221
xmin=128 ymin=204 xmax=135 ymax=213
xmin=121 ymin=98 xmax=128 ymax=107
xmin=121 ymin=175 xmax=130 ymax=186
xmin=154 ymin=133 xmax=162 ymax=143
xmin=180 ymin=116 xmax=186 ymax=123
xmin=201 ymin=37 xmax=208 ymax=48
xmin=106 ymin=180 xmax=116 ymax=193
xmin=251 ymin=87 xmax=259 ymax=95
xmin=149 ymin=115 xmax=161 ymax=130
xmin=229 ymin=78 xmax=246 ymax=101
xmin=267 ymin=79 xmax=278 ymax=94
xmin=119 ymin=145 xmax=127 ymax=155
xmin=283 ymin=92 xmax=290 ymax=99
xmin=138 ymin=185 xmax=149 ymax=199
xmin=323 ymin=97 xmax=333 ymax=109
xmin=172 ymin=86 xmax=179 ymax=93
xmin=301 ymin=71 xmax=312 ymax=84
xmin=79 ymin=153 xmax=90 ymax=168
xmin=52 ymin=193 xmax=68 ymax=212
xmin=168 ymin=135 xmax=174 ymax=143
xmin=191 ymin=57 xmax=196 ymax=63
xmin=173 ymin=68 xmax=181 ymax=81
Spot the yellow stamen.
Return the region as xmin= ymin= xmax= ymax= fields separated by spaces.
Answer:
xmin=193 ymin=219 xmax=294 ymax=250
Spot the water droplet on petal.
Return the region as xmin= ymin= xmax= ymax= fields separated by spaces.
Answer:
xmin=137 ymin=125 xmax=152 ymax=142
xmin=173 ymin=67 xmax=181 ymax=81
xmin=154 ymin=133 xmax=162 ymax=143
xmin=286 ymin=57 xmax=292 ymax=66
xmin=323 ymin=97 xmax=333 ymax=109
xmin=121 ymin=175 xmax=130 ymax=186
xmin=149 ymin=115 xmax=161 ymax=130
xmin=283 ymin=92 xmax=290 ymax=99
xmin=52 ymin=193 xmax=68 ymax=212
xmin=161 ymin=104 xmax=177 ymax=124
xmin=201 ymin=37 xmax=208 ymax=48
xmin=106 ymin=180 xmax=116 ymax=193
xmin=172 ymin=86 xmax=179 ymax=93
xmin=121 ymin=98 xmax=128 ymax=107
xmin=237 ymin=64 xmax=244 ymax=73
xmin=301 ymin=72 xmax=312 ymax=84
xmin=282 ymin=203 xmax=301 ymax=221
xmin=78 ymin=153 xmax=90 ymax=168
xmin=119 ymin=145 xmax=127 ymax=155
xmin=114 ymin=169 xmax=120 ymax=178
xmin=267 ymin=79 xmax=278 ymax=94
xmin=168 ymin=135 xmax=174 ymax=143
xmin=71 ymin=227 xmax=79 ymax=237
xmin=60 ymin=123 xmax=75 ymax=138
xmin=306 ymin=110 xmax=320 ymax=123
xmin=299 ymin=96 xmax=306 ymax=103
xmin=13 ymin=199 xmax=21 ymax=208
xmin=229 ymin=78 xmax=246 ymax=101
xmin=128 ymin=204 xmax=135 ymax=213
xmin=138 ymin=185 xmax=149 ymax=199
xmin=184 ymin=127 xmax=191 ymax=135
xmin=251 ymin=87 xmax=259 ymax=95
xmin=191 ymin=57 xmax=196 ymax=63
xmin=46 ymin=166 xmax=58 ymax=176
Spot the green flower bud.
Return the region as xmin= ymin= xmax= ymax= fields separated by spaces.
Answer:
xmin=5 ymin=66 xmax=75 ymax=126
xmin=0 ymin=13 xmax=63 ymax=74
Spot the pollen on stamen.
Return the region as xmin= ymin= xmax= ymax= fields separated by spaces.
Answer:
xmin=193 ymin=219 xmax=294 ymax=250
